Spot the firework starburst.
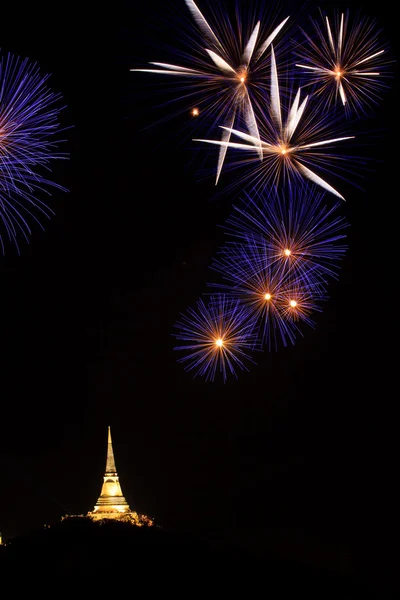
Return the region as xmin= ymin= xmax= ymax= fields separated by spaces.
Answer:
xmin=0 ymin=52 xmax=68 ymax=254
xmin=294 ymin=9 xmax=391 ymax=116
xmin=223 ymin=183 xmax=348 ymax=291
xmin=173 ymin=294 xmax=257 ymax=381
xmin=195 ymin=45 xmax=356 ymax=199
xmin=209 ymin=238 xmax=322 ymax=350
xmin=132 ymin=0 xmax=289 ymax=182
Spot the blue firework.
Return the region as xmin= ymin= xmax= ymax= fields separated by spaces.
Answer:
xmin=209 ymin=237 xmax=323 ymax=350
xmin=173 ymin=294 xmax=257 ymax=382
xmin=0 ymin=52 xmax=68 ymax=254
xmin=223 ymin=183 xmax=348 ymax=293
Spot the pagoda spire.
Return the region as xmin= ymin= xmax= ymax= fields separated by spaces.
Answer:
xmin=106 ymin=426 xmax=117 ymax=475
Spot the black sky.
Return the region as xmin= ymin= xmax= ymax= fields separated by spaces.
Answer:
xmin=0 ymin=0 xmax=398 ymax=591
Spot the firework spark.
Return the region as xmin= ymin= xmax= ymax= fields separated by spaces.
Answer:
xmin=223 ymin=183 xmax=348 ymax=292
xmin=173 ymin=294 xmax=256 ymax=381
xmin=0 ymin=52 xmax=68 ymax=254
xmin=209 ymin=236 xmax=323 ymax=350
xmin=132 ymin=0 xmax=289 ymax=182
xmin=194 ymin=45 xmax=356 ymax=199
xmin=294 ymin=9 xmax=391 ymax=116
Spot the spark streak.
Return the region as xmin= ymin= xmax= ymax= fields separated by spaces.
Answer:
xmin=209 ymin=238 xmax=321 ymax=350
xmin=173 ymin=294 xmax=257 ymax=381
xmin=0 ymin=52 xmax=68 ymax=254
xmin=223 ymin=183 xmax=348 ymax=292
xmin=294 ymin=9 xmax=391 ymax=115
xmin=194 ymin=46 xmax=354 ymax=199
xmin=132 ymin=0 xmax=289 ymax=181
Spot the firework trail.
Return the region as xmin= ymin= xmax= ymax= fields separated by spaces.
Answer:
xmin=0 ymin=52 xmax=68 ymax=254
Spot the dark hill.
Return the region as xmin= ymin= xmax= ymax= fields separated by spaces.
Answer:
xmin=0 ymin=518 xmax=378 ymax=597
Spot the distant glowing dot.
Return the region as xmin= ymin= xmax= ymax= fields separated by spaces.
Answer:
xmin=281 ymin=148 xmax=287 ymax=154
xmin=191 ymin=108 xmax=199 ymax=116
xmin=289 ymin=300 xmax=297 ymax=308
xmin=215 ymin=338 xmax=224 ymax=347
xmin=284 ymin=248 xmax=291 ymax=256
xmin=335 ymin=71 xmax=342 ymax=77
xmin=264 ymin=293 xmax=272 ymax=301
xmin=240 ymin=77 xmax=245 ymax=83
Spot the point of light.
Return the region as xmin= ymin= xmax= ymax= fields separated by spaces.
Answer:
xmin=237 ymin=69 xmax=247 ymax=84
xmin=289 ymin=300 xmax=297 ymax=308
xmin=284 ymin=248 xmax=291 ymax=256
xmin=191 ymin=108 xmax=200 ymax=116
xmin=264 ymin=293 xmax=272 ymax=301
xmin=215 ymin=338 xmax=224 ymax=347
xmin=277 ymin=143 xmax=290 ymax=155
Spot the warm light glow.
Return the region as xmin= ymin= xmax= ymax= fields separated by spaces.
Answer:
xmin=79 ymin=426 xmax=155 ymax=528
xmin=215 ymin=338 xmax=224 ymax=347
xmin=191 ymin=108 xmax=199 ymax=116
xmin=237 ymin=70 xmax=247 ymax=83
xmin=289 ymin=300 xmax=297 ymax=308
xmin=284 ymin=248 xmax=291 ymax=256
xmin=335 ymin=71 xmax=342 ymax=77
xmin=264 ymin=293 xmax=272 ymax=300
xmin=276 ymin=143 xmax=291 ymax=156
xmin=106 ymin=483 xmax=120 ymax=496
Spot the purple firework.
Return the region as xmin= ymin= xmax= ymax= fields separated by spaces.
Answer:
xmin=223 ymin=183 xmax=348 ymax=293
xmin=209 ymin=237 xmax=322 ymax=351
xmin=173 ymin=294 xmax=257 ymax=382
xmin=0 ymin=52 xmax=68 ymax=254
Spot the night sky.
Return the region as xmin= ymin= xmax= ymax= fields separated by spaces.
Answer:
xmin=0 ymin=0 xmax=398 ymax=591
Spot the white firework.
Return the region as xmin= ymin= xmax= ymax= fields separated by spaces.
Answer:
xmin=294 ymin=10 xmax=390 ymax=115
xmin=132 ymin=0 xmax=289 ymax=182
xmin=194 ymin=46 xmax=355 ymax=200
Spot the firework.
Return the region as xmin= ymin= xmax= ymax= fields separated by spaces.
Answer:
xmin=276 ymin=280 xmax=319 ymax=328
xmin=209 ymin=237 xmax=322 ymax=350
xmin=131 ymin=0 xmax=289 ymax=182
xmin=294 ymin=9 xmax=390 ymax=116
xmin=0 ymin=52 xmax=68 ymax=254
xmin=223 ymin=183 xmax=348 ymax=292
xmin=194 ymin=45 xmax=357 ymax=199
xmin=173 ymin=294 xmax=256 ymax=381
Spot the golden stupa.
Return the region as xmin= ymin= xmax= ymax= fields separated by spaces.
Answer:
xmin=86 ymin=426 xmax=152 ymax=526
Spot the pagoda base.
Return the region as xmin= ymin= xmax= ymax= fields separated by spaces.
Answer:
xmin=87 ymin=510 xmax=153 ymax=526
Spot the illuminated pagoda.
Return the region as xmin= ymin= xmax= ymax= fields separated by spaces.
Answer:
xmin=86 ymin=426 xmax=153 ymax=526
